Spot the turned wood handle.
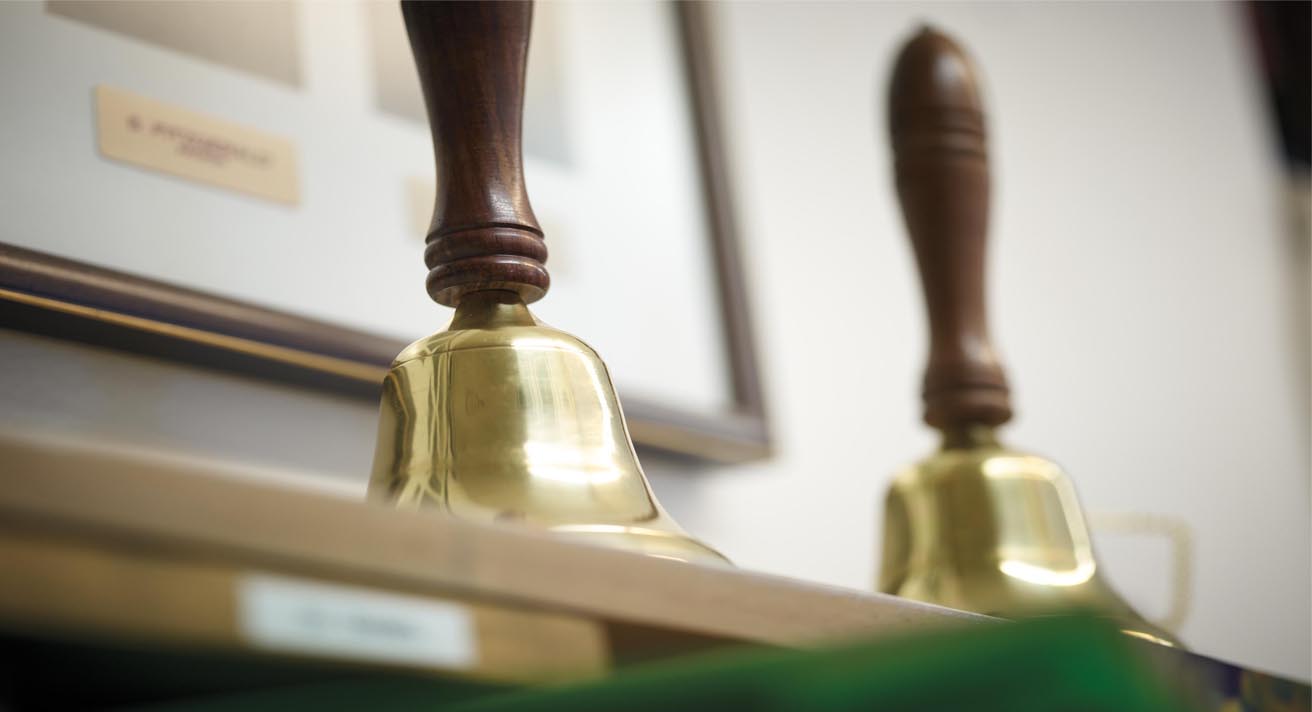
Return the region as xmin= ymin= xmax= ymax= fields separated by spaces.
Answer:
xmin=890 ymin=28 xmax=1011 ymax=429
xmin=403 ymin=0 xmax=548 ymax=307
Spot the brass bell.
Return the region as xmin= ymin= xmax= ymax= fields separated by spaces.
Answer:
xmin=877 ymin=27 xmax=1178 ymax=646
xmin=369 ymin=1 xmax=724 ymax=565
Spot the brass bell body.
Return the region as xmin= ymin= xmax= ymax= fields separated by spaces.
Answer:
xmin=880 ymin=428 xmax=1178 ymax=646
xmin=369 ymin=292 xmax=725 ymax=564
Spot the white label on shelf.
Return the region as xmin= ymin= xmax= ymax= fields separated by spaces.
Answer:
xmin=237 ymin=573 xmax=477 ymax=669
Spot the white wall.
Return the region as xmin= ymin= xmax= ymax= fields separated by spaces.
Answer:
xmin=0 ymin=0 xmax=1305 ymax=681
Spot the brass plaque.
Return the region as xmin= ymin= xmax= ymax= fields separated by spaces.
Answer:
xmin=95 ymin=85 xmax=299 ymax=205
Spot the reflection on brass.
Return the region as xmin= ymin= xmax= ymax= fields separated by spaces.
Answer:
xmin=369 ymin=292 xmax=726 ymax=564
xmin=880 ymin=426 xmax=1180 ymax=646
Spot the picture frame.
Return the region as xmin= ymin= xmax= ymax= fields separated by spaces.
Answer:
xmin=0 ymin=2 xmax=770 ymax=464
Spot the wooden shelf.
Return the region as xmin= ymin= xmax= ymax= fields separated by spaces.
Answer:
xmin=0 ymin=432 xmax=982 ymax=685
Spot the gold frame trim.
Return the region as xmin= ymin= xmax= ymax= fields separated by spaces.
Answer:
xmin=0 ymin=288 xmax=386 ymax=383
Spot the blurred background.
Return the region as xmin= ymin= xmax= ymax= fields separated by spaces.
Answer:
xmin=0 ymin=0 xmax=1307 ymax=682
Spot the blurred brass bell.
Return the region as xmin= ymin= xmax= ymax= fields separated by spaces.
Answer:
xmin=877 ymin=27 xmax=1178 ymax=646
xmin=369 ymin=1 xmax=724 ymax=565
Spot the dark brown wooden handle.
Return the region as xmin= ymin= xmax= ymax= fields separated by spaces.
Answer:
xmin=403 ymin=0 xmax=548 ymax=307
xmin=890 ymin=28 xmax=1011 ymax=429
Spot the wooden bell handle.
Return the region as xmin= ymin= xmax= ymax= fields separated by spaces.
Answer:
xmin=889 ymin=28 xmax=1011 ymax=429
xmin=403 ymin=0 xmax=549 ymax=307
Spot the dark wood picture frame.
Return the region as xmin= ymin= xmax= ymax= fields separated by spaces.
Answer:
xmin=0 ymin=2 xmax=770 ymax=464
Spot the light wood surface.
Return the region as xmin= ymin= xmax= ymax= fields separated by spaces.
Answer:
xmin=0 ymin=432 xmax=983 ymax=682
xmin=0 ymin=533 xmax=608 ymax=683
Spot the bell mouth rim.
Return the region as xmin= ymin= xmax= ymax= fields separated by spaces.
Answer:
xmin=545 ymin=523 xmax=730 ymax=565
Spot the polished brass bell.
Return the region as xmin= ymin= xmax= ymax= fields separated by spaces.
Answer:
xmin=878 ymin=27 xmax=1177 ymax=646
xmin=369 ymin=291 xmax=725 ymax=564
xmin=368 ymin=1 xmax=723 ymax=565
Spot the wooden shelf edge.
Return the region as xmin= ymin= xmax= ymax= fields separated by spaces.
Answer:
xmin=0 ymin=432 xmax=985 ymax=678
xmin=0 ymin=533 xmax=609 ymax=685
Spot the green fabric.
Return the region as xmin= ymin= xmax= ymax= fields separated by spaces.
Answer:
xmin=446 ymin=616 xmax=1189 ymax=712
xmin=132 ymin=615 xmax=1190 ymax=711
